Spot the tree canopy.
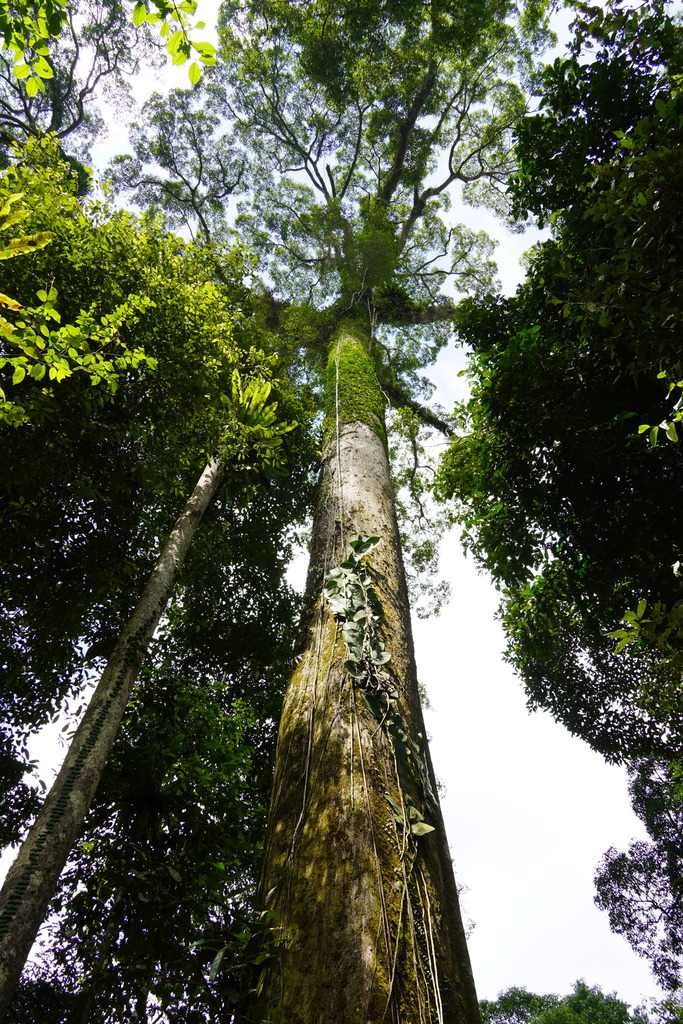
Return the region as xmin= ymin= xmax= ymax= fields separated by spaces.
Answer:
xmin=0 ymin=136 xmax=315 ymax=841
xmin=437 ymin=0 xmax=683 ymax=765
xmin=595 ymin=760 xmax=683 ymax=993
xmin=481 ymin=981 xmax=650 ymax=1024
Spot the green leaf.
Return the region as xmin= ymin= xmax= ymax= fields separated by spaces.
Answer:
xmin=386 ymin=794 xmax=403 ymax=819
xmin=166 ymin=29 xmax=186 ymax=54
xmin=133 ymin=2 xmax=147 ymax=26
xmin=372 ymin=649 xmax=391 ymax=665
xmin=192 ymin=40 xmax=216 ymax=58
xmin=0 ymin=232 xmax=54 ymax=258
xmin=188 ymin=61 xmax=201 ymax=85
xmin=0 ymin=292 xmax=23 ymax=311
xmin=0 ymin=209 xmax=30 ymax=230
xmin=0 ymin=194 xmax=24 ymax=218
xmin=410 ymin=821 xmax=435 ymax=836
xmin=208 ymin=948 xmax=225 ymax=982
xmin=350 ymin=535 xmax=380 ymax=555
xmin=33 ymin=55 xmax=53 ymax=78
xmin=344 ymin=660 xmax=364 ymax=678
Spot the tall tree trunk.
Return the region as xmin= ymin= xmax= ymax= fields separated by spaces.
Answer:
xmin=0 ymin=457 xmax=225 ymax=1021
xmin=253 ymin=324 xmax=480 ymax=1024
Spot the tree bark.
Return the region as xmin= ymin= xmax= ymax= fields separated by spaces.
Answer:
xmin=253 ymin=324 xmax=479 ymax=1024
xmin=0 ymin=457 xmax=225 ymax=1021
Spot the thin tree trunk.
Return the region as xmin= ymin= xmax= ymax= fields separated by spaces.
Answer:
xmin=0 ymin=456 xmax=225 ymax=1020
xmin=253 ymin=324 xmax=480 ymax=1024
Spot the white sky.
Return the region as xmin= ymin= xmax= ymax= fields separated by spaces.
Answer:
xmin=414 ymin=224 xmax=660 ymax=1006
xmin=403 ymin=215 xmax=660 ymax=1006
xmin=15 ymin=1 xmax=666 ymax=1012
xmin=419 ymin=541 xmax=658 ymax=1005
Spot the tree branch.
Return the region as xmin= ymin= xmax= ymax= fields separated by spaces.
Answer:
xmin=379 ymin=58 xmax=438 ymax=207
xmin=374 ymin=297 xmax=457 ymax=326
xmin=383 ymin=382 xmax=455 ymax=437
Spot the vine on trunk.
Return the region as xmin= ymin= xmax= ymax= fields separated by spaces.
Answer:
xmin=324 ymin=535 xmax=438 ymax=841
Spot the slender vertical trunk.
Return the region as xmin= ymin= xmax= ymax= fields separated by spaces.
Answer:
xmin=253 ymin=324 xmax=479 ymax=1024
xmin=0 ymin=457 xmax=225 ymax=1020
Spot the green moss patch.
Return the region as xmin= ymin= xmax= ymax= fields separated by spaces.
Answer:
xmin=325 ymin=322 xmax=385 ymax=442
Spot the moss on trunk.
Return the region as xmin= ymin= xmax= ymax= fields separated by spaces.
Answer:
xmin=325 ymin=321 xmax=386 ymax=443
xmin=253 ymin=323 xmax=479 ymax=1024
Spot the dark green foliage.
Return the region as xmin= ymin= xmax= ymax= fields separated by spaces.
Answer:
xmin=0 ymin=117 xmax=320 ymax=1015
xmin=46 ymin=684 xmax=269 ymax=1021
xmin=481 ymin=981 xmax=649 ymax=1024
xmin=30 ymin=471 xmax=311 ymax=1019
xmin=510 ymin=0 xmax=682 ymax=225
xmin=0 ymin=143 xmax=315 ymax=848
xmin=435 ymin=0 xmax=683 ymax=986
xmin=595 ymin=762 xmax=683 ymax=992
xmin=437 ymin=286 xmax=683 ymax=762
xmin=481 ymin=986 xmax=558 ymax=1024
xmin=5 ymin=964 xmax=80 ymax=1024
xmin=437 ymin=0 xmax=683 ymax=764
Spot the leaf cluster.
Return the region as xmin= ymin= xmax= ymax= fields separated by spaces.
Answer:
xmin=0 ymin=140 xmax=315 ymax=846
xmin=481 ymin=981 xmax=652 ymax=1024
xmin=35 ymin=684 xmax=269 ymax=1021
xmin=510 ymin=0 xmax=683 ymax=226
xmin=0 ymin=0 xmax=163 ymax=161
xmin=595 ymin=761 xmax=683 ymax=992
xmin=0 ymin=0 xmax=67 ymax=95
xmin=23 ymin=442 xmax=315 ymax=1018
xmin=436 ymin=1 xmax=683 ymax=766
xmin=324 ymin=535 xmax=438 ymax=838
xmin=324 ymin=534 xmax=391 ymax=678
xmin=131 ymin=0 xmax=216 ymax=84
xmin=1 ymin=0 xmax=214 ymax=102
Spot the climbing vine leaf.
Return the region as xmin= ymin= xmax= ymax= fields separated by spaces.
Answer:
xmin=324 ymin=537 xmax=437 ymax=841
